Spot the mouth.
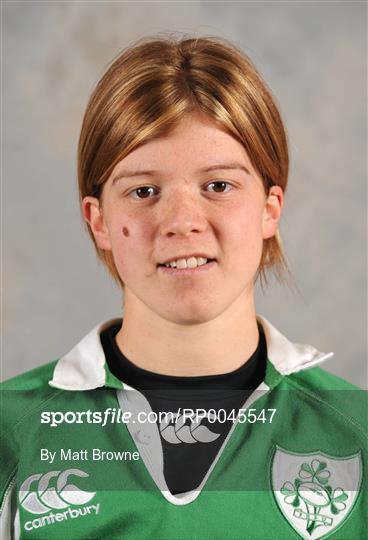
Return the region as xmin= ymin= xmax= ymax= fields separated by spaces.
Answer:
xmin=157 ymin=253 xmax=216 ymax=268
xmin=157 ymin=259 xmax=217 ymax=275
xmin=157 ymin=253 xmax=217 ymax=267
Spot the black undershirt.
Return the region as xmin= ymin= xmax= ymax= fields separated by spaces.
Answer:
xmin=101 ymin=321 xmax=267 ymax=494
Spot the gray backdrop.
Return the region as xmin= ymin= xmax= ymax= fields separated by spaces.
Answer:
xmin=3 ymin=1 xmax=367 ymax=389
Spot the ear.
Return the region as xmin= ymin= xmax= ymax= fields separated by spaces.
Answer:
xmin=82 ymin=196 xmax=112 ymax=251
xmin=262 ymin=186 xmax=284 ymax=239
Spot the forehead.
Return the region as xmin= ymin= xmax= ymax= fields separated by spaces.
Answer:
xmin=111 ymin=112 xmax=255 ymax=177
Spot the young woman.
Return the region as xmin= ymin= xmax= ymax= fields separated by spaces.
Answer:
xmin=1 ymin=35 xmax=366 ymax=539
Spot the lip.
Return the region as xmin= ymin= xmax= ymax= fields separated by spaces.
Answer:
xmin=158 ymin=253 xmax=215 ymax=266
xmin=158 ymin=260 xmax=217 ymax=275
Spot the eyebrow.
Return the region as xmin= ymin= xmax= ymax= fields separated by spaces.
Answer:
xmin=112 ymin=162 xmax=251 ymax=185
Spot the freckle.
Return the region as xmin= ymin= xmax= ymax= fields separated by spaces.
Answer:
xmin=122 ymin=226 xmax=130 ymax=237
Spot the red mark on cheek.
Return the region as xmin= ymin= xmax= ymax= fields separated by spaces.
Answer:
xmin=122 ymin=226 xmax=130 ymax=237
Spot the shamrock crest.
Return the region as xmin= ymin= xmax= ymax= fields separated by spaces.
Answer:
xmin=280 ymin=459 xmax=349 ymax=535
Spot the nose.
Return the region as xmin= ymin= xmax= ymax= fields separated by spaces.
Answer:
xmin=159 ymin=187 xmax=207 ymax=237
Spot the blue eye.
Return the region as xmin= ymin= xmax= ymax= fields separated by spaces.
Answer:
xmin=206 ymin=181 xmax=232 ymax=193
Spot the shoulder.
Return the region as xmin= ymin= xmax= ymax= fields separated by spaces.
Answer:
xmin=288 ymin=365 xmax=363 ymax=390
xmin=1 ymin=360 xmax=58 ymax=391
xmin=284 ymin=366 xmax=367 ymax=436
xmin=0 ymin=361 xmax=63 ymax=441
xmin=287 ymin=365 xmax=363 ymax=392
xmin=0 ymin=361 xmax=64 ymax=507
xmin=1 ymin=360 xmax=61 ymax=401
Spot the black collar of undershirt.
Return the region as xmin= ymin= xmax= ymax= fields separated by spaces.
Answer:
xmin=101 ymin=320 xmax=267 ymax=395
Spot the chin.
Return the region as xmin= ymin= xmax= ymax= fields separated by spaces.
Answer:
xmin=166 ymin=315 xmax=216 ymax=326
xmin=158 ymin=303 xmax=225 ymax=327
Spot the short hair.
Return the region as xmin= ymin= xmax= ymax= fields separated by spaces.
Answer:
xmin=77 ymin=33 xmax=290 ymax=291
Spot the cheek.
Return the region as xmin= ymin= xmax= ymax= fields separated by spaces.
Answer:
xmin=117 ymin=218 xmax=152 ymax=242
xmin=229 ymin=203 xmax=263 ymax=237
xmin=225 ymin=203 xmax=264 ymax=255
xmin=110 ymin=217 xmax=151 ymax=253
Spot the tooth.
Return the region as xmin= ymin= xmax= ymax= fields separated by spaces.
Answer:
xmin=187 ymin=257 xmax=198 ymax=268
xmin=176 ymin=258 xmax=188 ymax=269
xmin=163 ymin=257 xmax=209 ymax=269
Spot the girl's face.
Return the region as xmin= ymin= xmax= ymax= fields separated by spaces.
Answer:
xmin=83 ymin=111 xmax=283 ymax=325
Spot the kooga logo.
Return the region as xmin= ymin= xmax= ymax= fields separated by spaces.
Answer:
xmin=19 ymin=468 xmax=100 ymax=532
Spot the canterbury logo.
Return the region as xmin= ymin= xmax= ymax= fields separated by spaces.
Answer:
xmin=159 ymin=412 xmax=220 ymax=444
xmin=19 ymin=468 xmax=96 ymax=515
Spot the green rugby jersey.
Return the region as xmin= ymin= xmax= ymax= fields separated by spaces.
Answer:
xmin=1 ymin=316 xmax=366 ymax=539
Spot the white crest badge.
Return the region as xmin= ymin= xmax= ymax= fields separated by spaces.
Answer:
xmin=271 ymin=446 xmax=362 ymax=540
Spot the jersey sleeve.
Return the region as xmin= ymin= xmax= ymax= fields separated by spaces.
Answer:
xmin=0 ymin=361 xmax=59 ymax=538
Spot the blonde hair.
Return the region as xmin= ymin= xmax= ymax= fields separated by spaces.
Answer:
xmin=78 ymin=33 xmax=291 ymax=290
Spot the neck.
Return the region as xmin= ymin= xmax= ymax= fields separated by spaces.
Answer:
xmin=115 ymin=291 xmax=260 ymax=377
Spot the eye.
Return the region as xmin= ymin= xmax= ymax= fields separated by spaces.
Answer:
xmin=129 ymin=186 xmax=158 ymax=199
xmin=205 ymin=181 xmax=232 ymax=193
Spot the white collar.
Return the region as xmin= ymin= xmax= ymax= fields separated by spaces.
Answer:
xmin=49 ymin=315 xmax=334 ymax=391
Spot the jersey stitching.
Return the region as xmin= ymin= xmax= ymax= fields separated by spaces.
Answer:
xmin=0 ymin=467 xmax=17 ymax=515
xmin=285 ymin=377 xmax=368 ymax=440
xmin=13 ymin=389 xmax=65 ymax=431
